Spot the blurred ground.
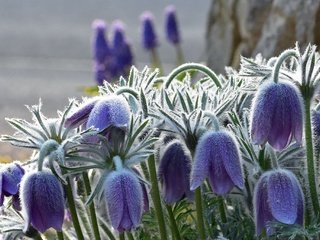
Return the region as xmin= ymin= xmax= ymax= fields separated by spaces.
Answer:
xmin=0 ymin=0 xmax=211 ymax=161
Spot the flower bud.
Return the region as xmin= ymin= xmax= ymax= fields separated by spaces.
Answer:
xmin=20 ymin=170 xmax=65 ymax=233
xmin=158 ymin=140 xmax=192 ymax=204
xmin=250 ymin=80 xmax=303 ymax=150
xmin=0 ymin=162 xmax=25 ymax=206
xmin=253 ymin=169 xmax=304 ymax=236
xmin=140 ymin=11 xmax=158 ymax=50
xmin=164 ymin=5 xmax=181 ymax=45
xmin=190 ymin=130 xmax=244 ymax=195
xmin=104 ymin=169 xmax=143 ymax=232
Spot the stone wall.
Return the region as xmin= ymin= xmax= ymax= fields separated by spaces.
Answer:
xmin=206 ymin=0 xmax=320 ymax=73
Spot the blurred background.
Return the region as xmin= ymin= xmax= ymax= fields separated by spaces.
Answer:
xmin=1 ymin=0 xmax=319 ymax=160
xmin=0 ymin=0 xmax=211 ymax=160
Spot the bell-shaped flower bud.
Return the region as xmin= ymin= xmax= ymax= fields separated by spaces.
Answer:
xmin=190 ymin=130 xmax=244 ymax=195
xmin=86 ymin=95 xmax=130 ymax=131
xmin=253 ymin=169 xmax=304 ymax=236
xmin=20 ymin=170 xmax=65 ymax=233
xmin=104 ymin=169 xmax=143 ymax=232
xmin=158 ymin=140 xmax=192 ymax=204
xmin=250 ymin=80 xmax=303 ymax=151
xmin=164 ymin=5 xmax=181 ymax=45
xmin=65 ymin=95 xmax=130 ymax=133
xmin=140 ymin=11 xmax=158 ymax=50
xmin=0 ymin=162 xmax=25 ymax=206
xmin=92 ymin=19 xmax=110 ymax=64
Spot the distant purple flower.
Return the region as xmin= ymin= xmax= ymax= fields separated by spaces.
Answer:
xmin=0 ymin=163 xmax=25 ymax=206
xmin=250 ymin=80 xmax=303 ymax=151
xmin=190 ymin=130 xmax=244 ymax=195
xmin=158 ymin=140 xmax=193 ymax=204
xmin=254 ymin=169 xmax=304 ymax=236
xmin=104 ymin=169 xmax=143 ymax=232
xmin=92 ymin=19 xmax=110 ymax=64
xmin=111 ymin=21 xmax=134 ymax=74
xmin=140 ymin=12 xmax=158 ymax=50
xmin=20 ymin=170 xmax=65 ymax=233
xmin=164 ymin=5 xmax=181 ymax=44
xmin=65 ymin=95 xmax=130 ymax=132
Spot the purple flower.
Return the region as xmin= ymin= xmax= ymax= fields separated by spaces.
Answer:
xmin=104 ymin=169 xmax=143 ymax=232
xmin=254 ymin=169 xmax=304 ymax=236
xmin=140 ymin=11 xmax=158 ymax=50
xmin=250 ymin=80 xmax=303 ymax=151
xmin=20 ymin=170 xmax=65 ymax=233
xmin=190 ymin=130 xmax=244 ymax=195
xmin=0 ymin=163 xmax=25 ymax=206
xmin=158 ymin=140 xmax=192 ymax=204
xmin=111 ymin=21 xmax=134 ymax=75
xmin=65 ymin=95 xmax=130 ymax=132
xmin=312 ymin=110 xmax=320 ymax=137
xmin=92 ymin=19 xmax=110 ymax=64
xmin=164 ymin=5 xmax=181 ymax=45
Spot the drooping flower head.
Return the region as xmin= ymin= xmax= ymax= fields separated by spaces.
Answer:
xmin=0 ymin=162 xmax=25 ymax=206
xmin=104 ymin=168 xmax=143 ymax=232
xmin=65 ymin=95 xmax=130 ymax=133
xmin=253 ymin=169 xmax=304 ymax=236
xmin=190 ymin=130 xmax=244 ymax=195
xmin=164 ymin=5 xmax=181 ymax=45
xmin=250 ymin=80 xmax=303 ymax=151
xmin=92 ymin=19 xmax=110 ymax=64
xmin=140 ymin=11 xmax=158 ymax=50
xmin=20 ymin=170 xmax=65 ymax=233
xmin=158 ymin=140 xmax=193 ymax=204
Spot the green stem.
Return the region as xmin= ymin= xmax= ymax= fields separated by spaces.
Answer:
xmin=147 ymin=155 xmax=168 ymax=240
xmin=258 ymin=147 xmax=268 ymax=171
xmin=126 ymin=232 xmax=134 ymax=240
xmin=165 ymin=63 xmax=221 ymax=89
xmin=194 ymin=188 xmax=206 ymax=240
xmin=82 ymin=172 xmax=101 ymax=240
xmin=272 ymin=49 xmax=299 ymax=83
xmin=218 ymin=197 xmax=227 ymax=223
xmin=151 ymin=48 xmax=163 ymax=75
xmin=304 ymin=96 xmax=320 ymax=218
xmin=57 ymin=231 xmax=64 ymax=240
xmin=64 ymin=177 xmax=85 ymax=240
xmin=119 ymin=232 xmax=125 ymax=240
xmin=166 ymin=204 xmax=181 ymax=240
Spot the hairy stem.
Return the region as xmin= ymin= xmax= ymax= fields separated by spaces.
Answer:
xmin=195 ymin=187 xmax=206 ymax=240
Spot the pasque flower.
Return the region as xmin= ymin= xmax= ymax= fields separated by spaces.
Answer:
xmin=0 ymin=162 xmax=25 ymax=206
xmin=158 ymin=140 xmax=192 ymax=204
xmin=104 ymin=168 xmax=143 ymax=232
xmin=140 ymin=11 xmax=158 ymax=50
xmin=65 ymin=95 xmax=130 ymax=132
xmin=92 ymin=19 xmax=110 ymax=65
xmin=250 ymin=80 xmax=303 ymax=150
xmin=254 ymin=169 xmax=304 ymax=236
xmin=20 ymin=170 xmax=65 ymax=233
xmin=190 ymin=130 xmax=244 ymax=195
xmin=164 ymin=5 xmax=181 ymax=45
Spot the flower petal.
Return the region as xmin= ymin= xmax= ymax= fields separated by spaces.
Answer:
xmin=267 ymin=170 xmax=298 ymax=224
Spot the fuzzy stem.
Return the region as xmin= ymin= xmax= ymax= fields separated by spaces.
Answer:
xmin=165 ymin=63 xmax=222 ymax=89
xmin=113 ymin=155 xmax=123 ymax=171
xmin=166 ymin=204 xmax=182 ymax=240
xmin=147 ymin=155 xmax=168 ymax=240
xmin=57 ymin=231 xmax=64 ymax=240
xmin=194 ymin=187 xmax=206 ymax=240
xmin=272 ymin=49 xmax=299 ymax=83
xmin=304 ymin=95 xmax=320 ymax=217
xmin=119 ymin=232 xmax=125 ymax=240
xmin=64 ymin=177 xmax=85 ymax=240
xmin=126 ymin=232 xmax=135 ymax=240
xmin=218 ymin=197 xmax=227 ymax=223
xmin=257 ymin=147 xmax=269 ymax=171
xmin=82 ymin=172 xmax=101 ymax=240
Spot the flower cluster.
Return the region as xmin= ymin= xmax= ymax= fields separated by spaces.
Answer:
xmin=1 ymin=43 xmax=320 ymax=240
